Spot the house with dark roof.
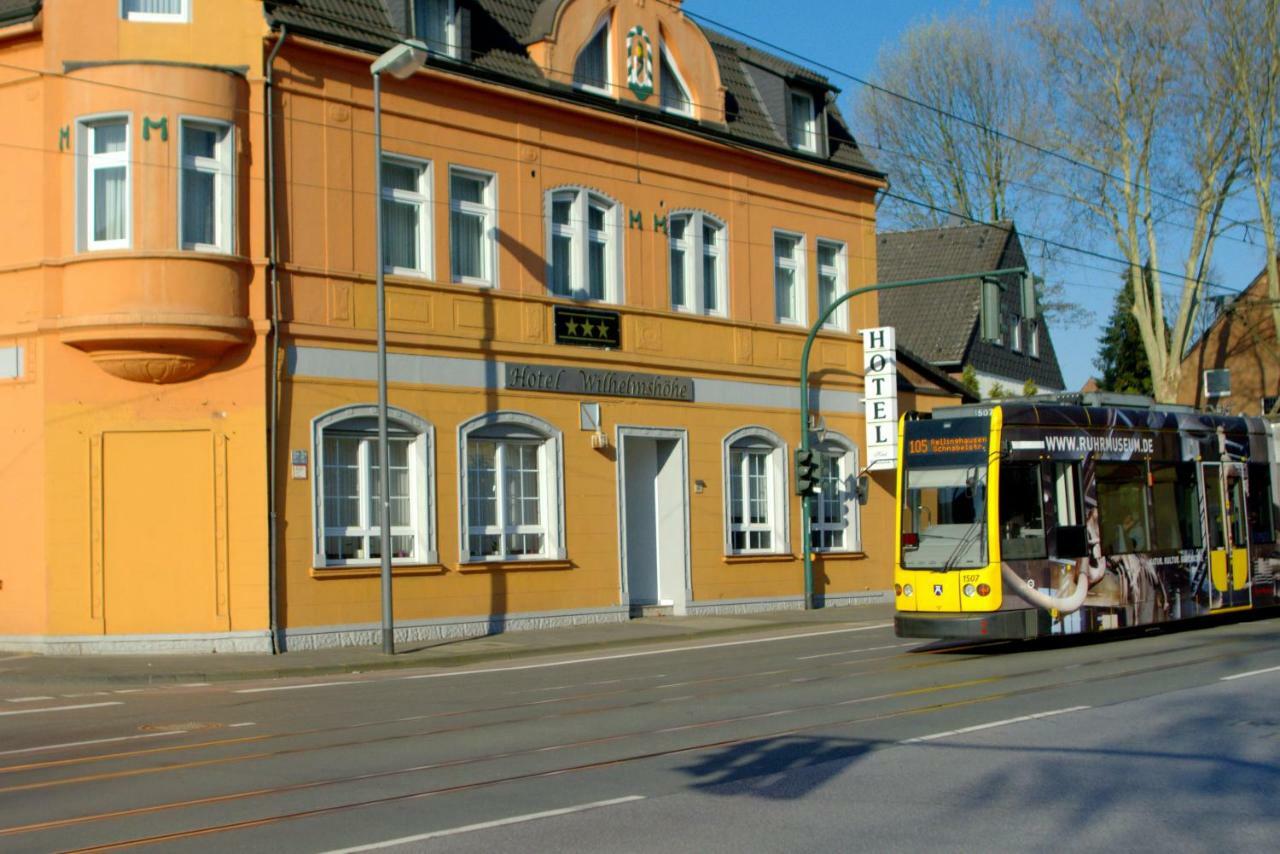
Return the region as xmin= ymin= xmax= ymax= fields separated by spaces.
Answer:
xmin=1177 ymin=259 xmax=1280 ymax=414
xmin=877 ymin=221 xmax=1065 ymax=396
xmin=0 ymin=0 xmax=975 ymax=653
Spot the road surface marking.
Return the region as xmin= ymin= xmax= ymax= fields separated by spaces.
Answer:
xmin=1221 ymin=664 xmax=1280 ymax=681
xmin=235 ymin=624 xmax=893 ymax=694
xmin=899 ymin=705 xmax=1091 ymax=743
xmin=227 ymin=722 xmax=256 ymax=728
xmin=797 ymin=642 xmax=917 ymax=660
xmin=4 ymin=696 xmax=54 ymax=703
xmin=234 ymin=679 xmax=359 ymax=694
xmin=321 ymin=795 xmax=647 ymax=852
xmin=0 ymin=731 xmax=183 ymax=757
xmin=0 ymin=701 xmax=122 ymax=718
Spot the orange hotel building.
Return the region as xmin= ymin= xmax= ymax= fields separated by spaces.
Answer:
xmin=0 ymin=0 xmax=968 ymax=653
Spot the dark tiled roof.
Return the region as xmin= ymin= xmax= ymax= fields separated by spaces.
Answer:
xmin=878 ymin=222 xmax=1008 ymax=364
xmin=0 ymin=0 xmax=39 ymax=26
xmin=266 ymin=1 xmax=879 ymax=178
xmin=877 ymin=221 xmax=1065 ymax=390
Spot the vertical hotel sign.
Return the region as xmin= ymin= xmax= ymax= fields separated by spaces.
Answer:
xmin=860 ymin=326 xmax=898 ymax=471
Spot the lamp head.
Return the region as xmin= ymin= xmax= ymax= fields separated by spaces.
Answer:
xmin=371 ymin=40 xmax=429 ymax=79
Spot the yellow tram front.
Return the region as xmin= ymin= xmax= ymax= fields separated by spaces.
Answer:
xmin=893 ymin=406 xmax=1041 ymax=639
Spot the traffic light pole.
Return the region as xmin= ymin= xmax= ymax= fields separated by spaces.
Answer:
xmin=798 ymin=267 xmax=1025 ymax=610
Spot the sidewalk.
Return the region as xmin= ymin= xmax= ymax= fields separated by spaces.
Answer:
xmin=0 ymin=603 xmax=897 ymax=689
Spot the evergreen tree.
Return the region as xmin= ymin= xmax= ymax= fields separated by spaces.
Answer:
xmin=960 ymin=364 xmax=980 ymax=397
xmin=1094 ymin=269 xmax=1156 ymax=396
xmin=1022 ymin=378 xmax=1038 ymax=396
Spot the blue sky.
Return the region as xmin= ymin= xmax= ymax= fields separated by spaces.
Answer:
xmin=684 ymin=0 xmax=1272 ymax=392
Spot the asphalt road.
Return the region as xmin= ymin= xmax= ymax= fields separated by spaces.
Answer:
xmin=2 ymin=615 xmax=1278 ymax=852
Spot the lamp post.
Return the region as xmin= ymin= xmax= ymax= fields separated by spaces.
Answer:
xmin=371 ymin=40 xmax=428 ymax=655
xmin=797 ymin=267 xmax=1026 ymax=610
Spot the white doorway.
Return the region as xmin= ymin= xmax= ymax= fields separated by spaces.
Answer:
xmin=617 ymin=427 xmax=690 ymax=615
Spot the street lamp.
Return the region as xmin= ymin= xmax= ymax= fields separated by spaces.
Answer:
xmin=797 ymin=267 xmax=1026 ymax=610
xmin=372 ymin=40 xmax=428 ymax=655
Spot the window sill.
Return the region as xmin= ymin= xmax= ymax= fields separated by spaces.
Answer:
xmin=458 ymin=559 xmax=574 ymax=572
xmin=811 ymin=550 xmax=866 ymax=560
xmin=722 ymin=553 xmax=796 ymax=564
xmin=310 ymin=564 xmax=447 ymax=579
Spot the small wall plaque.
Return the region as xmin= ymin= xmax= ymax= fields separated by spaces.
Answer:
xmin=554 ymin=305 xmax=621 ymax=349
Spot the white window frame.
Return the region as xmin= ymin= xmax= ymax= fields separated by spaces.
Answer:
xmin=723 ymin=426 xmax=790 ymax=556
xmin=120 ymin=0 xmax=190 ymax=23
xmin=573 ymin=15 xmax=612 ymax=96
xmin=78 ymin=114 xmax=131 ymax=252
xmin=449 ymin=166 xmax=498 ymax=287
xmin=788 ymin=89 xmax=817 ymax=153
xmin=546 ymin=187 xmax=624 ymax=303
xmin=312 ymin=405 xmax=436 ymax=569
xmin=809 ymin=434 xmax=861 ymax=553
xmin=1011 ymin=314 xmax=1023 ymax=352
xmin=178 ymin=117 xmax=234 ymax=254
xmin=413 ymin=0 xmax=459 ymax=59
xmin=773 ymin=230 xmax=806 ymax=326
xmin=659 ymin=44 xmax=694 ymax=117
xmin=816 ymin=238 xmax=847 ymax=331
xmin=1029 ymin=319 xmax=1041 ymax=358
xmin=669 ymin=211 xmax=727 ymax=317
xmin=458 ymin=412 xmax=565 ymax=563
xmin=380 ymin=153 xmax=433 ymax=279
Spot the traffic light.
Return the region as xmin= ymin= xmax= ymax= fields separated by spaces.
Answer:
xmin=795 ymin=448 xmax=820 ymax=496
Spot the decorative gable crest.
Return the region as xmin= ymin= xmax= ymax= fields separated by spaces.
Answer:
xmin=626 ymin=25 xmax=654 ymax=100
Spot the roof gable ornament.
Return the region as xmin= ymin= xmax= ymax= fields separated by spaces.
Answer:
xmin=626 ymin=25 xmax=654 ymax=100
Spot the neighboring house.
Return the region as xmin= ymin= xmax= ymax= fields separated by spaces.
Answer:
xmin=877 ymin=221 xmax=1065 ymax=397
xmin=1178 ymin=260 xmax=1280 ymax=414
xmin=0 ymin=0 xmax=972 ymax=653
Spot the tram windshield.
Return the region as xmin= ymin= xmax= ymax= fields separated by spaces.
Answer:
xmin=901 ymin=464 xmax=987 ymax=568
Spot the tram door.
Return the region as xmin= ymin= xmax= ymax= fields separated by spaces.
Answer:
xmin=1200 ymin=462 xmax=1251 ymax=611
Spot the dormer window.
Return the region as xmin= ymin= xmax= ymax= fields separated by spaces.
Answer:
xmin=574 ymin=17 xmax=611 ymax=95
xmin=120 ymin=0 xmax=189 ymax=22
xmin=788 ymin=89 xmax=818 ymax=153
xmin=660 ymin=46 xmax=692 ymax=116
xmin=414 ymin=0 xmax=459 ymax=58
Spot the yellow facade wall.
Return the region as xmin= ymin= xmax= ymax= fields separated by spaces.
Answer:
xmin=0 ymin=1 xmax=270 ymax=646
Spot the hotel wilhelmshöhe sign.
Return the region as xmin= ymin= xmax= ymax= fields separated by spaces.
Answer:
xmin=505 ymin=363 xmax=694 ymax=402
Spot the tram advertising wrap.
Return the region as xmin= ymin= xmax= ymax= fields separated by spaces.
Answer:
xmin=895 ymin=399 xmax=1279 ymax=640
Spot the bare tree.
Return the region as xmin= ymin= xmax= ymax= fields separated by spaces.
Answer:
xmin=1209 ymin=0 xmax=1280 ymax=351
xmin=856 ymin=11 xmax=1045 ymax=228
xmin=1032 ymin=0 xmax=1245 ymax=401
xmin=856 ymin=10 xmax=1092 ymax=327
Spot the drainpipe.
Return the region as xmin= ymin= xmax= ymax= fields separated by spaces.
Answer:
xmin=265 ymin=24 xmax=287 ymax=654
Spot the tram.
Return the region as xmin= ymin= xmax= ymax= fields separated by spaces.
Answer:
xmin=893 ymin=393 xmax=1280 ymax=640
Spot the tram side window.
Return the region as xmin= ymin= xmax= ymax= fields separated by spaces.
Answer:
xmin=1053 ymin=462 xmax=1082 ymax=526
xmin=1247 ymin=463 xmax=1275 ymax=544
xmin=999 ymin=463 xmax=1046 ymax=559
xmin=1149 ymin=462 xmax=1203 ymax=551
xmin=1097 ymin=463 xmax=1150 ymax=555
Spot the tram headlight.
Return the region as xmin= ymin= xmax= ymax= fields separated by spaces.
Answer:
xmin=977 ymin=583 xmax=991 ymax=597
xmin=894 ymin=584 xmax=902 ymax=596
xmin=902 ymin=584 xmax=914 ymax=598
xmin=963 ymin=584 xmax=976 ymax=597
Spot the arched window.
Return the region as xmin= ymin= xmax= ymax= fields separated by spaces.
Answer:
xmin=659 ymin=45 xmax=692 ymax=116
xmin=809 ymin=433 xmax=861 ymax=552
xmin=312 ymin=406 xmax=436 ymax=567
xmin=458 ymin=412 xmax=565 ymax=562
xmin=547 ymin=187 xmax=623 ymax=303
xmin=573 ymin=15 xmax=611 ymax=95
xmin=723 ymin=427 xmax=790 ymax=555
xmin=669 ymin=211 xmax=726 ymax=316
